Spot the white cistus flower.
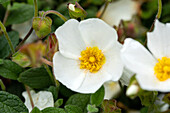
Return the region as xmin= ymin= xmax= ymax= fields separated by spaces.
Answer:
xmin=98 ymin=0 xmax=138 ymax=26
xmin=22 ymin=90 xmax=54 ymax=112
xmin=53 ymin=18 xmax=124 ymax=93
xmin=121 ymin=20 xmax=170 ymax=92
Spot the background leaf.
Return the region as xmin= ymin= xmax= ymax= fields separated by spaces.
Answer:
xmin=65 ymin=105 xmax=83 ymax=113
xmin=5 ymin=3 xmax=34 ymax=26
xmin=66 ymin=93 xmax=90 ymax=111
xmin=0 ymin=91 xmax=28 ymax=113
xmin=0 ymin=31 xmax=19 ymax=59
xmin=19 ymin=67 xmax=53 ymax=89
xmin=0 ymin=0 xmax=10 ymax=4
xmin=90 ymin=85 xmax=104 ymax=106
xmin=0 ymin=59 xmax=24 ymax=80
xmin=41 ymin=107 xmax=66 ymax=113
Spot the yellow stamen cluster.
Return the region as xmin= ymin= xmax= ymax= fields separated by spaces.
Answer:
xmin=79 ymin=47 xmax=106 ymax=73
xmin=154 ymin=57 xmax=170 ymax=81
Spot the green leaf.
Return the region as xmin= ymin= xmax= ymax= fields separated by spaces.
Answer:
xmin=5 ymin=3 xmax=34 ymax=26
xmin=41 ymin=107 xmax=66 ymax=113
xmin=65 ymin=105 xmax=83 ymax=113
xmin=0 ymin=31 xmax=19 ymax=58
xmin=0 ymin=0 xmax=10 ymax=4
xmin=163 ymin=93 xmax=170 ymax=104
xmin=31 ymin=107 xmax=41 ymax=113
xmin=66 ymin=93 xmax=90 ymax=111
xmin=19 ymin=67 xmax=53 ymax=89
xmin=0 ymin=91 xmax=28 ymax=113
xmin=138 ymin=91 xmax=158 ymax=106
xmin=0 ymin=59 xmax=24 ymax=80
xmin=90 ymin=85 xmax=105 ymax=106
xmin=87 ymin=104 xmax=99 ymax=113
xmin=48 ymin=86 xmax=59 ymax=101
xmin=101 ymin=99 xmax=121 ymax=113
xmin=54 ymin=99 xmax=63 ymax=108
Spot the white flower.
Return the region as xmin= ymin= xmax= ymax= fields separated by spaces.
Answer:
xmin=104 ymin=81 xmax=121 ymax=100
xmin=22 ymin=90 xmax=54 ymax=112
xmin=98 ymin=0 xmax=138 ymax=26
xmin=121 ymin=20 xmax=170 ymax=92
xmin=53 ymin=18 xmax=124 ymax=93
xmin=12 ymin=20 xmax=37 ymax=44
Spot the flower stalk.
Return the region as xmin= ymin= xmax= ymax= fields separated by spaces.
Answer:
xmin=43 ymin=10 xmax=67 ymax=22
xmin=0 ymin=21 xmax=15 ymax=54
xmin=34 ymin=0 xmax=38 ymax=17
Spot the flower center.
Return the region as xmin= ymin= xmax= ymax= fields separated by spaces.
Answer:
xmin=79 ymin=47 xmax=106 ymax=73
xmin=154 ymin=57 xmax=170 ymax=81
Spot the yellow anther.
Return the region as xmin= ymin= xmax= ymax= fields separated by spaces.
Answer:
xmin=154 ymin=57 xmax=170 ymax=81
xmin=89 ymin=56 xmax=96 ymax=63
xmin=79 ymin=47 xmax=105 ymax=73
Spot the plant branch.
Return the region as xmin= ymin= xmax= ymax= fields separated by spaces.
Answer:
xmin=25 ymin=85 xmax=34 ymax=109
xmin=40 ymin=57 xmax=53 ymax=67
xmin=15 ymin=27 xmax=33 ymax=51
xmin=99 ymin=1 xmax=109 ymax=18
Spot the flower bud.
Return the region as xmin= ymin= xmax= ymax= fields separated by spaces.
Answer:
xmin=67 ymin=2 xmax=87 ymax=20
xmin=32 ymin=16 xmax=52 ymax=38
xmin=126 ymin=76 xmax=140 ymax=99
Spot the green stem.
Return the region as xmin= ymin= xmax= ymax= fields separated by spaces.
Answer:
xmin=0 ymin=21 xmax=15 ymax=54
xmin=44 ymin=10 xmax=67 ymax=22
xmin=0 ymin=79 xmax=6 ymax=91
xmin=99 ymin=1 xmax=109 ymax=18
xmin=34 ymin=0 xmax=38 ymax=17
xmin=43 ymin=64 xmax=56 ymax=86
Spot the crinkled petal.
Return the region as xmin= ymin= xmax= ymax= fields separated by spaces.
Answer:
xmin=79 ymin=18 xmax=118 ymax=52
xmin=55 ymin=19 xmax=86 ymax=59
xmin=103 ymin=42 xmax=124 ymax=81
xmin=147 ymin=19 xmax=170 ymax=59
xmin=136 ymin=73 xmax=170 ymax=92
xmin=99 ymin=0 xmax=138 ymax=26
xmin=75 ymin=70 xmax=112 ymax=93
xmin=120 ymin=68 xmax=134 ymax=86
xmin=22 ymin=90 xmax=54 ymax=112
xmin=121 ymin=38 xmax=157 ymax=75
xmin=104 ymin=81 xmax=121 ymax=100
xmin=53 ymin=52 xmax=86 ymax=91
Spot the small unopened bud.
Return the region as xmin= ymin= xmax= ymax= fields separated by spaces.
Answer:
xmin=32 ymin=16 xmax=52 ymax=39
xmin=126 ymin=84 xmax=139 ymax=97
xmin=67 ymin=2 xmax=87 ymax=20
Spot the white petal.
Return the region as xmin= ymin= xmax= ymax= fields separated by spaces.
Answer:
xmin=22 ymin=90 xmax=54 ymax=112
xmin=147 ymin=19 xmax=170 ymax=59
xmin=75 ymin=70 xmax=112 ymax=93
xmin=136 ymin=73 xmax=170 ymax=92
xmin=99 ymin=0 xmax=138 ymax=26
xmin=103 ymin=42 xmax=124 ymax=81
xmin=121 ymin=38 xmax=157 ymax=75
xmin=55 ymin=19 xmax=86 ymax=59
xmin=53 ymin=52 xmax=86 ymax=91
xmin=79 ymin=18 xmax=118 ymax=52
xmin=104 ymin=81 xmax=121 ymax=100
